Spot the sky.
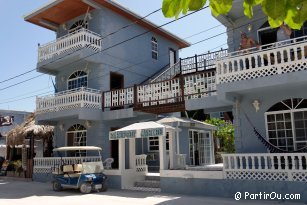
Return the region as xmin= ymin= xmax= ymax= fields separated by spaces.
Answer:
xmin=0 ymin=0 xmax=226 ymax=112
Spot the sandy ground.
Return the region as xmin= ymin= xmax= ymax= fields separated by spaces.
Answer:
xmin=0 ymin=178 xmax=303 ymax=205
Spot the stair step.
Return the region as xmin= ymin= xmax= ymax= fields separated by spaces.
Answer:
xmin=135 ymin=180 xmax=160 ymax=188
xmin=126 ymin=186 xmax=161 ymax=193
xmin=145 ymin=175 xmax=160 ymax=181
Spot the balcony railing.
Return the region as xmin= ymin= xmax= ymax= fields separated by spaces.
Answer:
xmin=222 ymin=153 xmax=307 ymax=182
xmin=103 ymin=70 xmax=216 ymax=110
xmin=36 ymin=87 xmax=102 ymax=114
xmin=151 ymin=49 xmax=228 ymax=82
xmin=216 ymin=36 xmax=307 ymax=84
xmin=38 ymin=28 xmax=102 ymax=62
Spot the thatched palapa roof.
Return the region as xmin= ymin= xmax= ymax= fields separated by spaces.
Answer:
xmin=6 ymin=113 xmax=53 ymax=146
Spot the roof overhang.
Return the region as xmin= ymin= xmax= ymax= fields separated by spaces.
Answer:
xmin=24 ymin=0 xmax=190 ymax=48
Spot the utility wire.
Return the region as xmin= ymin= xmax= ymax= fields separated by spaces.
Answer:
xmin=0 ymin=10 xmax=266 ymax=98
xmin=0 ymin=6 xmax=208 ymax=93
xmin=0 ymin=8 xmax=162 ymax=85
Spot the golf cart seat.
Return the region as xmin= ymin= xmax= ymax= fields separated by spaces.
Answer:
xmin=63 ymin=164 xmax=81 ymax=178
xmin=74 ymin=164 xmax=82 ymax=172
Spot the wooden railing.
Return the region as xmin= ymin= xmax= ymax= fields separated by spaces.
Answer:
xmin=216 ymin=36 xmax=307 ymax=84
xmin=135 ymin=154 xmax=148 ymax=173
xmin=36 ymin=87 xmax=102 ymax=114
xmin=151 ymin=49 xmax=228 ymax=82
xmin=222 ymin=153 xmax=307 ymax=182
xmin=38 ymin=28 xmax=102 ymax=62
xmin=103 ymin=70 xmax=216 ymax=110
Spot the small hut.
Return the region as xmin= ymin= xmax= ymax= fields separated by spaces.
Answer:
xmin=6 ymin=113 xmax=53 ymax=177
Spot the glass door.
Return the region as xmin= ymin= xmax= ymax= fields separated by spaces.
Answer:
xmin=189 ymin=130 xmax=211 ymax=166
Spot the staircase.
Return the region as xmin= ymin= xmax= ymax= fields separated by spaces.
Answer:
xmin=129 ymin=174 xmax=161 ymax=192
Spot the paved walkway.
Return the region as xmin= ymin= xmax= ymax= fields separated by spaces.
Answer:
xmin=0 ymin=178 xmax=303 ymax=205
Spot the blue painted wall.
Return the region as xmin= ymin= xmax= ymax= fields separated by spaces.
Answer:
xmin=161 ymin=177 xmax=307 ymax=203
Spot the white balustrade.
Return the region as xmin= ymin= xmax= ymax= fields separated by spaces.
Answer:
xmin=222 ymin=153 xmax=307 ymax=182
xmin=38 ymin=28 xmax=102 ymax=62
xmin=36 ymin=87 xmax=102 ymax=114
xmin=135 ymin=154 xmax=148 ymax=173
xmin=216 ymin=36 xmax=307 ymax=84
xmin=33 ymin=156 xmax=101 ymax=173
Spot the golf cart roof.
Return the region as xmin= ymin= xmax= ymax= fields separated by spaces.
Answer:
xmin=53 ymin=146 xmax=102 ymax=152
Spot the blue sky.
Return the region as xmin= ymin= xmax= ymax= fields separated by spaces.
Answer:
xmin=0 ymin=0 xmax=226 ymax=112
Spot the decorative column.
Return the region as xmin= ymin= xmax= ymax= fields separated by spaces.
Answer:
xmin=129 ymin=138 xmax=136 ymax=170
xmin=168 ymin=130 xmax=176 ymax=169
xmin=118 ymin=139 xmax=125 ymax=172
xmin=159 ymin=134 xmax=167 ymax=170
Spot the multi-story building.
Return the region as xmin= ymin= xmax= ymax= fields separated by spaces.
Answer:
xmin=27 ymin=0 xmax=307 ymax=200
xmin=26 ymin=0 xmax=217 ymax=191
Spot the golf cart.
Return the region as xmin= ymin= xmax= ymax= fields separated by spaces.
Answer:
xmin=52 ymin=146 xmax=107 ymax=194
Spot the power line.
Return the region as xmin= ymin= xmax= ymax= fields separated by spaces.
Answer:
xmin=0 ymin=69 xmax=35 ymax=84
xmin=184 ymin=24 xmax=223 ymax=39
xmin=0 ymin=18 xmax=262 ymax=106
xmin=0 ymin=7 xmax=162 ymax=85
xmin=0 ymin=74 xmax=44 ymax=91
xmin=0 ymin=8 xmax=265 ymax=98
xmin=0 ymin=6 xmax=208 ymax=93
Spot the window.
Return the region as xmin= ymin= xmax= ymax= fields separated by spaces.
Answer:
xmin=66 ymin=124 xmax=87 ymax=156
xmin=266 ymin=98 xmax=307 ymax=151
xmin=69 ymin=20 xmax=88 ymax=34
xmin=151 ymin=37 xmax=158 ymax=60
xmin=67 ymin=71 xmax=88 ymax=90
xmin=148 ymin=132 xmax=169 ymax=152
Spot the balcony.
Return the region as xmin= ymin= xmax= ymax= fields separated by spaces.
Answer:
xmin=37 ymin=28 xmax=102 ymax=74
xmin=103 ymin=70 xmax=217 ymax=114
xmin=36 ymin=87 xmax=102 ymax=121
xmin=216 ymin=36 xmax=307 ymax=85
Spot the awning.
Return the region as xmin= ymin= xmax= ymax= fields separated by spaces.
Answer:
xmin=109 ymin=121 xmax=174 ymax=140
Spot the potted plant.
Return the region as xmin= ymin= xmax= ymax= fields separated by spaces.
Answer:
xmin=14 ymin=160 xmax=24 ymax=177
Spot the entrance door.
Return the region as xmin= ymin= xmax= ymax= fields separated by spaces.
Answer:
xmin=110 ymin=72 xmax=124 ymax=90
xmin=189 ymin=130 xmax=211 ymax=166
xmin=110 ymin=140 xmax=119 ymax=169
xmin=110 ymin=127 xmax=119 ymax=169
xmin=169 ymin=49 xmax=176 ymax=66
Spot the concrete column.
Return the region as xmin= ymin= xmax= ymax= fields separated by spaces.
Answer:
xmin=118 ymin=139 xmax=125 ymax=172
xmin=169 ymin=130 xmax=176 ymax=169
xmin=129 ymin=138 xmax=136 ymax=170
xmin=159 ymin=134 xmax=167 ymax=170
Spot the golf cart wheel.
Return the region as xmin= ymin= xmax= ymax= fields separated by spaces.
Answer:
xmin=52 ymin=181 xmax=62 ymax=192
xmin=80 ymin=183 xmax=92 ymax=194
xmin=100 ymin=183 xmax=108 ymax=192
